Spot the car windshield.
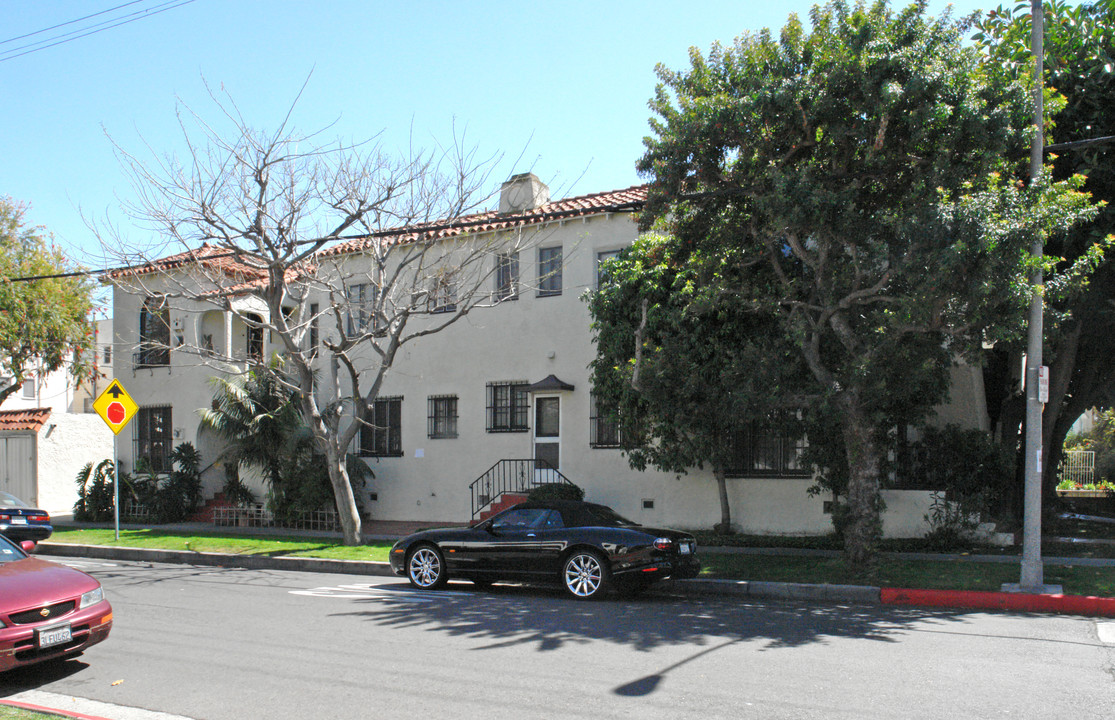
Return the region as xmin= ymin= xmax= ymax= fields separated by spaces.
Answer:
xmin=0 ymin=535 xmax=28 ymax=564
xmin=0 ymin=491 xmax=28 ymax=508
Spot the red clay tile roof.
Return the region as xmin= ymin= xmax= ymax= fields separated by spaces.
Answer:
xmin=0 ymin=408 xmax=52 ymax=432
xmin=107 ymin=243 xmax=271 ymax=281
xmin=320 ymin=184 xmax=648 ymax=257
xmin=108 ymin=184 xmax=648 ymax=284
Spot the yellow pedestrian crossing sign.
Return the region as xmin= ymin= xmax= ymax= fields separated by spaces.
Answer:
xmin=93 ymin=380 xmax=139 ymax=435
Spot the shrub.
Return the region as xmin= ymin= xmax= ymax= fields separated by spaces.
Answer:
xmin=527 ymin=482 xmax=585 ymax=502
xmin=74 ymin=459 xmax=117 ymax=522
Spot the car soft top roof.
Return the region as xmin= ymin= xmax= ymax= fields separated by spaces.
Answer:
xmin=510 ymin=499 xmax=638 ymax=528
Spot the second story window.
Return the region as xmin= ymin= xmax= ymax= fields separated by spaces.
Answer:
xmin=538 ymin=246 xmax=562 ymax=297
xmin=596 ymin=249 xmax=622 ymax=288
xmin=308 ymin=303 xmax=319 ymax=357
xmin=427 ymin=395 xmax=458 ymax=439
xmin=21 ymin=375 xmax=36 ymax=400
xmin=138 ymin=295 xmax=170 ymax=368
xmin=495 ymin=252 xmax=519 ymax=301
xmin=347 ymin=283 xmax=376 ymax=335
xmin=245 ymin=313 xmax=264 ymax=363
xmin=429 ymin=272 xmax=457 ymax=314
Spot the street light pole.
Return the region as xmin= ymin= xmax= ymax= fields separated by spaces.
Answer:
xmin=1019 ymin=0 xmax=1045 ymax=592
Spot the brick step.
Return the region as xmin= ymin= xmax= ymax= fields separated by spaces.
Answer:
xmin=476 ymin=493 xmax=529 ymax=522
xmin=189 ymin=492 xmax=232 ymax=523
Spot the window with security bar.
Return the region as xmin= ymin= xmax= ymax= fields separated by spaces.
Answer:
xmin=137 ymin=295 xmax=170 ymax=368
xmin=589 ymin=393 xmax=621 ymax=448
xmin=486 ymin=381 xmax=529 ymax=432
xmin=428 ymin=395 xmax=458 ymax=439
xmin=135 ymin=405 xmax=172 ymax=474
xmin=360 ymin=397 xmax=403 ymax=457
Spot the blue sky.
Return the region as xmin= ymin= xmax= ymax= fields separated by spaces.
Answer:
xmin=4 ymin=0 xmax=994 ymax=270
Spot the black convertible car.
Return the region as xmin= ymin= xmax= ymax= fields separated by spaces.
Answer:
xmin=389 ymin=499 xmax=700 ymax=599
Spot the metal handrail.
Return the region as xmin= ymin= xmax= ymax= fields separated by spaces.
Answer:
xmin=469 ymin=458 xmax=574 ymax=518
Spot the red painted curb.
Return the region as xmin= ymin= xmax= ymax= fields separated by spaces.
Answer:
xmin=0 ymin=699 xmax=113 ymax=720
xmin=881 ymin=587 xmax=1115 ymax=616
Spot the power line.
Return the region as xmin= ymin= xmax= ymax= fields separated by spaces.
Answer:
xmin=0 ymin=0 xmax=198 ymax=63
xmin=0 ymin=0 xmax=150 ymax=45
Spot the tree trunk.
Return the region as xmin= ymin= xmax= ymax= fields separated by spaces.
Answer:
xmin=712 ymin=464 xmax=732 ymax=534
xmin=323 ymin=444 xmax=362 ymax=546
xmin=839 ymin=391 xmax=883 ymax=569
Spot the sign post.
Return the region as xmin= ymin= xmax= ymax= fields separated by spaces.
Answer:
xmin=92 ymin=379 xmax=139 ymax=541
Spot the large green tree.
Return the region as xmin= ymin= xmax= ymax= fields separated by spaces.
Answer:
xmin=976 ymin=0 xmax=1115 ymax=508
xmin=629 ymin=0 xmax=1096 ymax=565
xmin=0 ymin=197 xmax=96 ymax=405
xmin=590 ymin=232 xmax=809 ymax=532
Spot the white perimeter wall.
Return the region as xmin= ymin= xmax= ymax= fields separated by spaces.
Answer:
xmin=36 ymin=413 xmax=114 ymax=515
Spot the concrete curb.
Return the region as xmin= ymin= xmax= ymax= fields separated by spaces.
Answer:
xmin=37 ymin=542 xmax=1115 ymax=617
xmin=0 ymin=699 xmax=111 ymax=720
xmin=37 ymin=542 xmax=397 ymax=578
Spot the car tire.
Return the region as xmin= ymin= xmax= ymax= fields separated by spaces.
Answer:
xmin=562 ymin=550 xmax=609 ymax=600
xmin=406 ymin=544 xmax=448 ymax=590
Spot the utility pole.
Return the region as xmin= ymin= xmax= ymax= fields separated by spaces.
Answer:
xmin=1018 ymin=0 xmax=1049 ymax=593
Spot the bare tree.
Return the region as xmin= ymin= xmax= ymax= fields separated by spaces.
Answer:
xmin=94 ymin=84 xmax=547 ymax=544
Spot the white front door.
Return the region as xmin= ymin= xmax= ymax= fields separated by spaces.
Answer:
xmin=533 ymin=396 xmax=560 ymax=483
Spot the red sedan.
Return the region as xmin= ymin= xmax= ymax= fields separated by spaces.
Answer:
xmin=0 ymin=535 xmax=113 ymax=673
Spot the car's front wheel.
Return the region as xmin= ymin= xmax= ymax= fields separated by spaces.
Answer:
xmin=406 ymin=544 xmax=447 ymax=590
xmin=562 ymin=550 xmax=609 ymax=599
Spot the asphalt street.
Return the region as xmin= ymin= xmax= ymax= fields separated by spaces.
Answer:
xmin=2 ymin=556 xmax=1114 ymax=720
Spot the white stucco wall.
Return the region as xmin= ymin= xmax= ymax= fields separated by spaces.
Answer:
xmin=35 ymin=413 xmax=114 ymax=515
xmin=109 ymin=193 xmax=982 ymax=539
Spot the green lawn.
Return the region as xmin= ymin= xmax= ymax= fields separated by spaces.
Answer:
xmin=0 ymin=705 xmax=55 ymax=720
xmin=699 ymin=553 xmax=1115 ymax=597
xmin=50 ymin=528 xmax=393 ymax=562
xmin=48 ymin=525 xmax=1115 ymax=597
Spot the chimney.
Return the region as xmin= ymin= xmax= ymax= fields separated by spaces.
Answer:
xmin=499 ymin=173 xmax=550 ymax=215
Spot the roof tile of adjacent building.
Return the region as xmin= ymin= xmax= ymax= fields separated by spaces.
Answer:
xmin=0 ymin=408 xmax=52 ymax=432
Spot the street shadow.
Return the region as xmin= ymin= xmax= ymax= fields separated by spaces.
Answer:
xmin=0 ymin=655 xmax=90 ymax=693
xmin=332 ymin=579 xmax=968 ymax=653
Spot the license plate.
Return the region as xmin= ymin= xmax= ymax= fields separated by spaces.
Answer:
xmin=680 ymin=543 xmax=692 ymax=555
xmin=11 ymin=517 xmax=27 ymax=525
xmin=36 ymin=624 xmax=72 ymax=649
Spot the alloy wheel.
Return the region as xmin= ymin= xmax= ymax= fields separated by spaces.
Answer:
xmin=563 ymin=552 xmax=606 ymax=599
xmin=407 ymin=546 xmax=446 ymax=589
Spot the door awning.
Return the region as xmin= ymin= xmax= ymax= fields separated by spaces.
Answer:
xmin=526 ymin=374 xmax=575 ymax=393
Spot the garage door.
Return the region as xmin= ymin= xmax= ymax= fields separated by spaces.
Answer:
xmin=0 ymin=435 xmax=36 ymax=504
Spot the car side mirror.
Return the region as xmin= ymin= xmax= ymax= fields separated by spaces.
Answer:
xmin=20 ymin=540 xmax=36 ymax=554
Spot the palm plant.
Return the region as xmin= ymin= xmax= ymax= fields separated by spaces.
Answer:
xmin=199 ymin=361 xmax=301 ymax=502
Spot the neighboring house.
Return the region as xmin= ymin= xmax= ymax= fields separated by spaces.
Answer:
xmin=0 ymin=327 xmax=115 ymax=514
xmin=109 ymin=175 xmax=990 ymax=537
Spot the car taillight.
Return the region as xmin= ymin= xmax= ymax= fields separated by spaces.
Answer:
xmin=0 ymin=515 xmax=8 ymax=522
xmin=653 ymin=538 xmax=674 ymax=551
xmin=31 ymin=515 xmax=48 ymax=522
